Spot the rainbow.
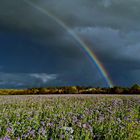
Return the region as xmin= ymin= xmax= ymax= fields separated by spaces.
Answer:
xmin=23 ymin=0 xmax=113 ymax=87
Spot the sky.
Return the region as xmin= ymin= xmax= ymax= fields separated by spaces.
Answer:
xmin=0 ymin=0 xmax=140 ymax=88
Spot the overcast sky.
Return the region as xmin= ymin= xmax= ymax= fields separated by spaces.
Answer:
xmin=0 ymin=0 xmax=139 ymax=88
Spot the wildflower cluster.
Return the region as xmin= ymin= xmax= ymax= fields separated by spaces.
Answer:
xmin=0 ymin=95 xmax=140 ymax=139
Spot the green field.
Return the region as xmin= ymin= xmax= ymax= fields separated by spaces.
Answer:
xmin=0 ymin=95 xmax=140 ymax=140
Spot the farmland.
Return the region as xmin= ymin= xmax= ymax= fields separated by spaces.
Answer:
xmin=0 ymin=95 xmax=140 ymax=139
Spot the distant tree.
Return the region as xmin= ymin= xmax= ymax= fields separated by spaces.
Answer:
xmin=113 ymin=87 xmax=124 ymax=94
xmin=131 ymin=84 xmax=140 ymax=90
xmin=65 ymin=86 xmax=78 ymax=94
xmin=108 ymin=86 xmax=120 ymax=94
xmin=130 ymin=84 xmax=140 ymax=94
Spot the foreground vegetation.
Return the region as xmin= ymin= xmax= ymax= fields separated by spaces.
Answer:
xmin=0 ymin=95 xmax=140 ymax=139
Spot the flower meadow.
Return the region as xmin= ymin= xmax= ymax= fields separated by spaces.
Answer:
xmin=0 ymin=95 xmax=140 ymax=140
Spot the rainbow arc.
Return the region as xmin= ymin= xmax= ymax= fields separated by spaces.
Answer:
xmin=23 ymin=0 xmax=113 ymax=87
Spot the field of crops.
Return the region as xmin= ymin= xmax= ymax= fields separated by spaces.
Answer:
xmin=0 ymin=95 xmax=140 ymax=140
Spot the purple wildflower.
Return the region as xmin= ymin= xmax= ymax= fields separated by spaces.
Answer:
xmin=3 ymin=136 xmax=11 ymax=140
xmin=6 ymin=127 xmax=13 ymax=133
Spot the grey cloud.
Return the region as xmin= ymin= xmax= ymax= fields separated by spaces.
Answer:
xmin=75 ymin=26 xmax=140 ymax=62
xmin=101 ymin=0 xmax=112 ymax=7
xmin=0 ymin=72 xmax=57 ymax=88
xmin=1 ymin=0 xmax=139 ymax=35
xmin=0 ymin=0 xmax=139 ymax=42
xmin=30 ymin=73 xmax=57 ymax=83
xmin=35 ymin=0 xmax=140 ymax=30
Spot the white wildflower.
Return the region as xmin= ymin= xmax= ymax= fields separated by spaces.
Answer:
xmin=62 ymin=127 xmax=74 ymax=134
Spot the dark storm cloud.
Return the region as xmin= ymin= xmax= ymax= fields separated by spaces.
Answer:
xmin=0 ymin=0 xmax=86 ymax=60
xmin=0 ymin=0 xmax=66 ymax=40
xmin=1 ymin=0 xmax=140 ymax=32
xmin=37 ymin=0 xmax=140 ymax=30
xmin=75 ymin=27 xmax=140 ymax=61
xmin=0 ymin=0 xmax=140 ymax=87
